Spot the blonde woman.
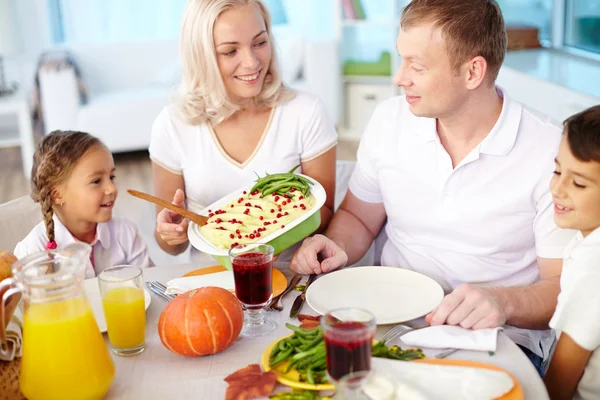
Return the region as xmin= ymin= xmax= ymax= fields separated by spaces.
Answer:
xmin=150 ymin=0 xmax=337 ymax=261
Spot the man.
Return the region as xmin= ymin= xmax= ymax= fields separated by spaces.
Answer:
xmin=291 ymin=0 xmax=574 ymax=374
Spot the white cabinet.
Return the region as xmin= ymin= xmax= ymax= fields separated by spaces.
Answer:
xmin=342 ymin=81 xmax=398 ymax=140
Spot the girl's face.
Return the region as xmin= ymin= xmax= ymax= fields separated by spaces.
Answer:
xmin=56 ymin=145 xmax=117 ymax=224
xmin=213 ymin=3 xmax=272 ymax=105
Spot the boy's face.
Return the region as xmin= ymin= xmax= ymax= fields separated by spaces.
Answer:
xmin=550 ymin=135 xmax=600 ymax=237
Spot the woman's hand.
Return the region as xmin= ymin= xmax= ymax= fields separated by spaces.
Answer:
xmin=156 ymin=189 xmax=189 ymax=246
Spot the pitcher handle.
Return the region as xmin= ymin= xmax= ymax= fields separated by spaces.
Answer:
xmin=0 ymin=278 xmax=18 ymax=356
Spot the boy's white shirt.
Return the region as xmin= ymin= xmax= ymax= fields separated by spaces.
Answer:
xmin=14 ymin=215 xmax=153 ymax=278
xmin=550 ymin=228 xmax=600 ymax=400
xmin=348 ymin=87 xmax=576 ymax=358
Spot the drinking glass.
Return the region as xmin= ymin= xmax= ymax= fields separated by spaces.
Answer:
xmin=334 ymin=371 xmax=397 ymax=400
xmin=229 ymin=243 xmax=276 ymax=337
xmin=321 ymin=308 xmax=376 ymax=382
xmin=98 ymin=265 xmax=146 ymax=356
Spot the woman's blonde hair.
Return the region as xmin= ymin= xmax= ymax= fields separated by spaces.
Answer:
xmin=175 ymin=0 xmax=293 ymax=125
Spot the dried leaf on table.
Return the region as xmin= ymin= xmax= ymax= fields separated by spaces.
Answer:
xmin=224 ymin=363 xmax=278 ymax=400
xmin=297 ymin=314 xmax=321 ymax=330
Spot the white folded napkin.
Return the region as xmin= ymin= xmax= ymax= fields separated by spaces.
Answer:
xmin=401 ymin=325 xmax=502 ymax=352
xmin=165 ymin=271 xmax=235 ymax=295
xmin=0 ymin=305 xmax=23 ymax=361
xmin=372 ymin=358 xmax=514 ymax=400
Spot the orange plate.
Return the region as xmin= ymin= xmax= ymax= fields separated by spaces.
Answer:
xmin=182 ymin=265 xmax=287 ymax=298
xmin=415 ymin=359 xmax=525 ymax=400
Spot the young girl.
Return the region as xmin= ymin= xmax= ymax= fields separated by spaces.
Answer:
xmin=14 ymin=130 xmax=153 ymax=278
xmin=544 ymin=105 xmax=600 ymax=399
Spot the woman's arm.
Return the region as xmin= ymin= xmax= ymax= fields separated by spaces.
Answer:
xmin=544 ymin=333 xmax=592 ymax=400
xmin=300 ymin=146 xmax=336 ymax=232
xmin=152 ymin=162 xmax=190 ymax=255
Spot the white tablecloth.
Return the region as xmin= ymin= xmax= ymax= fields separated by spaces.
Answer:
xmin=104 ymin=263 xmax=549 ymax=399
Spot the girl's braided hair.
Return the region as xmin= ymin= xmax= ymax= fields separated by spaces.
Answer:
xmin=30 ymin=130 xmax=103 ymax=247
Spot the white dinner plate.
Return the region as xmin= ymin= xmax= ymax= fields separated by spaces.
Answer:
xmin=306 ymin=266 xmax=444 ymax=325
xmin=83 ymin=278 xmax=151 ymax=333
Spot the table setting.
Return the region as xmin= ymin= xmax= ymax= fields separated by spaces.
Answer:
xmin=0 ymin=169 xmax=550 ymax=399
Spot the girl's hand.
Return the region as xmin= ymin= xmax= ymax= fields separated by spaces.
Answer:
xmin=156 ymin=189 xmax=189 ymax=246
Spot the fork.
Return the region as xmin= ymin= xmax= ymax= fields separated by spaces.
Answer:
xmin=147 ymin=281 xmax=176 ymax=302
xmin=379 ymin=322 xmax=459 ymax=359
xmin=266 ymin=274 xmax=302 ymax=312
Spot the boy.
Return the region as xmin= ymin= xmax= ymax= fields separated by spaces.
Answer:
xmin=544 ymin=105 xmax=600 ymax=399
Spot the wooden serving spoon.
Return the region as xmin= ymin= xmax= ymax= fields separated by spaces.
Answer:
xmin=127 ymin=189 xmax=209 ymax=226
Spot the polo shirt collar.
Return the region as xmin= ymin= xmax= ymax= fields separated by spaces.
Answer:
xmin=53 ymin=215 xmax=111 ymax=249
xmin=411 ymin=87 xmax=522 ymax=157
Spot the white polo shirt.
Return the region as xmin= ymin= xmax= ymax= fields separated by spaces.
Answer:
xmin=550 ymin=229 xmax=600 ymax=400
xmin=14 ymin=215 xmax=153 ymax=278
xmin=348 ymin=88 xmax=575 ymax=358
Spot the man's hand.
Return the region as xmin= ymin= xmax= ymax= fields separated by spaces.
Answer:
xmin=425 ymin=284 xmax=508 ymax=329
xmin=290 ymin=234 xmax=348 ymax=275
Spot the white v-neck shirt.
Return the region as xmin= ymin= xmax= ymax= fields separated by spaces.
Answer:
xmin=149 ymin=91 xmax=337 ymax=262
xmin=550 ymin=229 xmax=600 ymax=400
xmin=348 ymin=88 xmax=576 ymax=358
xmin=149 ymin=91 xmax=337 ymax=212
xmin=14 ymin=215 xmax=153 ymax=278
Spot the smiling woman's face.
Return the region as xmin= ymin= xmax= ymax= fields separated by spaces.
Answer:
xmin=213 ymin=3 xmax=272 ymax=105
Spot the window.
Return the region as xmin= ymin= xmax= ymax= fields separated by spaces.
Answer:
xmin=565 ymin=0 xmax=600 ymax=54
xmin=50 ymin=0 xmax=187 ymax=44
xmin=497 ymin=0 xmax=553 ymax=42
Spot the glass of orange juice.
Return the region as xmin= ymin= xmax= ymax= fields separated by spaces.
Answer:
xmin=98 ymin=265 xmax=146 ymax=356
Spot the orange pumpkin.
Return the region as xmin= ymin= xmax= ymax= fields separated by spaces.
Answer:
xmin=0 ymin=250 xmax=17 ymax=282
xmin=158 ymin=286 xmax=244 ymax=356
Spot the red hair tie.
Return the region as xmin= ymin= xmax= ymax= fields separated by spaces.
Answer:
xmin=46 ymin=241 xmax=57 ymax=250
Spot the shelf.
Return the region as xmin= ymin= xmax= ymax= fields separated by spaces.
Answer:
xmin=342 ymin=19 xmax=399 ymax=27
xmin=343 ymin=75 xmax=394 ymax=85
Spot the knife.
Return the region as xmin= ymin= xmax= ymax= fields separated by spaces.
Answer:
xmin=289 ymin=274 xmax=317 ymax=319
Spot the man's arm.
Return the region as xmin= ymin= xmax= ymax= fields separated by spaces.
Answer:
xmin=290 ymin=191 xmax=386 ymax=274
xmin=326 ymin=191 xmax=387 ymax=265
xmin=426 ymin=257 xmax=562 ymax=330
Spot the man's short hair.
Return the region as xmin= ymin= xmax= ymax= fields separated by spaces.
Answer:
xmin=400 ymin=0 xmax=507 ymax=84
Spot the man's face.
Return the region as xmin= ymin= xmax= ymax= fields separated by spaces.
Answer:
xmin=394 ymin=23 xmax=468 ymax=119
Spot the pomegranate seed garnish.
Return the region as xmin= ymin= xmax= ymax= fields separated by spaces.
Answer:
xmin=238 ymin=235 xmax=242 ymax=239
xmin=293 ymin=205 xmax=298 ymax=208
xmin=243 ymin=191 xmax=247 ymax=194
xmin=285 ymin=212 xmax=289 ymax=216
xmin=270 ymin=209 xmax=275 ymax=213
xmin=281 ymin=225 xmax=285 ymax=229
xmin=230 ymin=204 xmax=234 ymax=208
xmin=274 ymin=196 xmax=280 ymax=202
xmin=299 ymin=196 xmax=304 ymax=200
xmin=273 ymin=220 xmax=278 ymax=224
xmin=259 ymin=216 xmax=264 ymax=220
xmin=249 ymin=234 xmax=255 ymax=239
xmin=229 ymin=234 xmax=234 ymax=239
xmin=208 ymin=213 xmax=214 ymax=218
xmin=282 ymin=201 xmax=287 ymax=206
xmin=277 ymin=213 xmax=282 ymax=218
xmin=256 ymin=233 xmax=261 ymax=237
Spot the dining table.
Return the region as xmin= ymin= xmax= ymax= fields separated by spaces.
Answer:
xmin=104 ymin=262 xmax=550 ymax=399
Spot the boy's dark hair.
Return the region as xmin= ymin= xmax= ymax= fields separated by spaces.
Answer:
xmin=564 ymin=105 xmax=600 ymax=163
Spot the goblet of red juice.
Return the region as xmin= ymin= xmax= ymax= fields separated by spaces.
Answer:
xmin=321 ymin=308 xmax=376 ymax=382
xmin=229 ymin=244 xmax=276 ymax=337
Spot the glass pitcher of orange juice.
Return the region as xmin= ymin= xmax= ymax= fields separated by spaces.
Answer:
xmin=4 ymin=243 xmax=115 ymax=400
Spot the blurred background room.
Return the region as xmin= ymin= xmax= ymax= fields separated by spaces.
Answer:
xmin=0 ymin=0 xmax=599 ymax=264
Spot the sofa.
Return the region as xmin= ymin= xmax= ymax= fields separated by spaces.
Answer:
xmin=38 ymin=26 xmax=341 ymax=153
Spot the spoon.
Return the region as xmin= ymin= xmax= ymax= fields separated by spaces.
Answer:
xmin=127 ymin=189 xmax=209 ymax=227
